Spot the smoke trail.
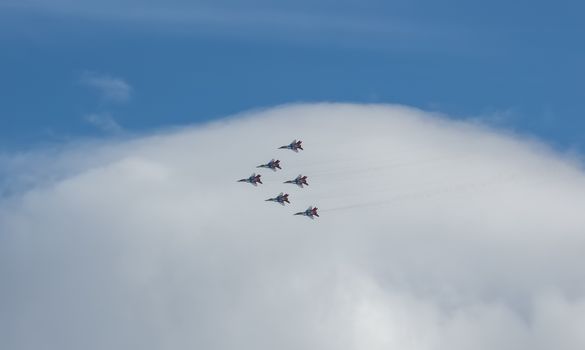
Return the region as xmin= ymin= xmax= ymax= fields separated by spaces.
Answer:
xmin=321 ymin=173 xmax=520 ymax=213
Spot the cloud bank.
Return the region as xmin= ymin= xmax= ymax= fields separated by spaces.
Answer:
xmin=1 ymin=103 xmax=584 ymax=350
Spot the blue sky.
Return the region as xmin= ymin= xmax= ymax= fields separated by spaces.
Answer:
xmin=1 ymin=0 xmax=583 ymax=152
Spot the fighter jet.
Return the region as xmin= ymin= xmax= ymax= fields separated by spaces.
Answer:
xmin=265 ymin=192 xmax=290 ymax=206
xmin=257 ymin=159 xmax=282 ymax=171
xmin=237 ymin=173 xmax=262 ymax=186
xmin=284 ymin=174 xmax=309 ymax=188
xmin=279 ymin=139 xmax=303 ymax=152
xmin=294 ymin=206 xmax=319 ymax=219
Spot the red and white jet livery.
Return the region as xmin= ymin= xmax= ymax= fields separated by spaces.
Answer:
xmin=257 ymin=159 xmax=282 ymax=171
xmin=284 ymin=174 xmax=309 ymax=188
xmin=294 ymin=206 xmax=319 ymax=219
xmin=265 ymin=192 xmax=290 ymax=206
xmin=237 ymin=173 xmax=263 ymax=186
xmin=279 ymin=139 xmax=303 ymax=152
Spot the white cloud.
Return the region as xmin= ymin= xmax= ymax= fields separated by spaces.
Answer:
xmin=80 ymin=71 xmax=132 ymax=102
xmin=1 ymin=103 xmax=584 ymax=349
xmin=84 ymin=113 xmax=123 ymax=133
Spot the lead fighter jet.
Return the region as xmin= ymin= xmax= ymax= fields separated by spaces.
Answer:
xmin=294 ymin=206 xmax=319 ymax=219
xmin=237 ymin=173 xmax=263 ymax=186
xmin=279 ymin=139 xmax=303 ymax=152
xmin=284 ymin=174 xmax=309 ymax=188
xmin=257 ymin=159 xmax=282 ymax=171
xmin=265 ymin=192 xmax=290 ymax=206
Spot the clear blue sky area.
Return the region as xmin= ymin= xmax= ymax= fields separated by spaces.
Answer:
xmin=1 ymin=1 xmax=583 ymax=152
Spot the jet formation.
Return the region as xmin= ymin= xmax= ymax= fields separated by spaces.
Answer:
xmin=238 ymin=139 xmax=318 ymax=219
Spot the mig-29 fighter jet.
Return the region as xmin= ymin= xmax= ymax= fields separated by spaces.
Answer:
xmin=284 ymin=174 xmax=309 ymax=188
xmin=257 ymin=159 xmax=282 ymax=171
xmin=279 ymin=139 xmax=303 ymax=152
xmin=265 ymin=192 xmax=290 ymax=206
xmin=294 ymin=206 xmax=319 ymax=219
xmin=237 ymin=173 xmax=263 ymax=186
